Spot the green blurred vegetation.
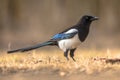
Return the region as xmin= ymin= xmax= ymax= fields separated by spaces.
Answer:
xmin=0 ymin=0 xmax=120 ymax=50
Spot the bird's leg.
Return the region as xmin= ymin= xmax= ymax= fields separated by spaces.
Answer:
xmin=70 ymin=48 xmax=76 ymax=61
xmin=64 ymin=49 xmax=69 ymax=61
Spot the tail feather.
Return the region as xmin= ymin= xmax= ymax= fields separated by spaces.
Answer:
xmin=7 ymin=41 xmax=54 ymax=53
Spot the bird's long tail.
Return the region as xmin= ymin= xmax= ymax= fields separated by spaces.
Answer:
xmin=7 ymin=41 xmax=55 ymax=53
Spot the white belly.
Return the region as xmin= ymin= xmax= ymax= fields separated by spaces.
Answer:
xmin=58 ymin=34 xmax=81 ymax=51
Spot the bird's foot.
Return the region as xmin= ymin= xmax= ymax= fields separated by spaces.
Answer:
xmin=72 ymin=57 xmax=76 ymax=62
xmin=66 ymin=57 xmax=69 ymax=61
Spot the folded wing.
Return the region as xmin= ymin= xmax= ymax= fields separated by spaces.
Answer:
xmin=51 ymin=31 xmax=78 ymax=41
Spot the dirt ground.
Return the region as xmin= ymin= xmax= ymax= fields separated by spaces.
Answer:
xmin=0 ymin=50 xmax=120 ymax=80
xmin=0 ymin=68 xmax=120 ymax=80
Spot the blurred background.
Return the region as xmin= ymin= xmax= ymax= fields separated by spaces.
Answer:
xmin=0 ymin=0 xmax=120 ymax=51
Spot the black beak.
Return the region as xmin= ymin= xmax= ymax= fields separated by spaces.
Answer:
xmin=91 ymin=16 xmax=99 ymax=21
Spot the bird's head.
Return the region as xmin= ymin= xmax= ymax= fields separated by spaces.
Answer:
xmin=78 ymin=15 xmax=99 ymax=25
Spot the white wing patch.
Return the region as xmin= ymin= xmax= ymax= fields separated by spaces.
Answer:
xmin=65 ymin=29 xmax=78 ymax=34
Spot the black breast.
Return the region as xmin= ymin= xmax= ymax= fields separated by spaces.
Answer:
xmin=78 ymin=27 xmax=89 ymax=42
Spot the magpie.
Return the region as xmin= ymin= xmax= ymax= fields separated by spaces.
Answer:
xmin=7 ymin=15 xmax=98 ymax=61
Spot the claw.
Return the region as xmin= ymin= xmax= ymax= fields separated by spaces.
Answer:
xmin=72 ymin=57 xmax=76 ymax=62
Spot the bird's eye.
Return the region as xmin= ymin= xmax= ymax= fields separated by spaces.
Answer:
xmin=86 ymin=17 xmax=89 ymax=20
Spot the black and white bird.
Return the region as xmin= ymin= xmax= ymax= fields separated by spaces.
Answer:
xmin=7 ymin=15 xmax=98 ymax=61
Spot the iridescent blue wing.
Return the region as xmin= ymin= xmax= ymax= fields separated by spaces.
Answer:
xmin=51 ymin=32 xmax=78 ymax=41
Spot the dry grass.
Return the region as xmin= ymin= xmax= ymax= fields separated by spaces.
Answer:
xmin=0 ymin=49 xmax=120 ymax=76
xmin=0 ymin=49 xmax=120 ymax=80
